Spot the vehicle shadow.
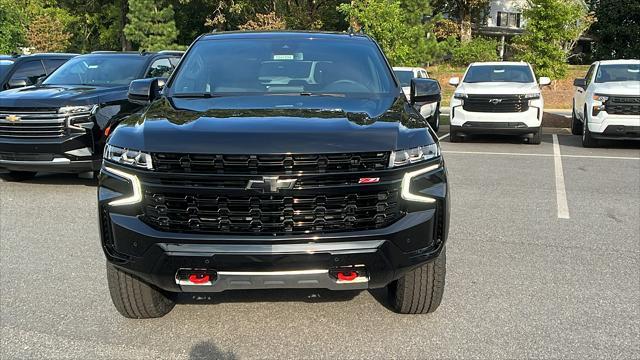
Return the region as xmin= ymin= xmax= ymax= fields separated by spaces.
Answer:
xmin=173 ymin=288 xmax=362 ymax=305
xmin=452 ymin=133 xmax=535 ymax=144
xmin=557 ymin=133 xmax=640 ymax=149
xmin=0 ymin=172 xmax=97 ymax=187
xmin=189 ymin=340 xmax=237 ymax=360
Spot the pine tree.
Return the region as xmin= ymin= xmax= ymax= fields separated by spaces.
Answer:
xmin=124 ymin=0 xmax=179 ymax=51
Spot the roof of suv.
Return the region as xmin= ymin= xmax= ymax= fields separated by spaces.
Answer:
xmin=470 ymin=61 xmax=529 ymax=66
xmin=201 ymin=30 xmax=371 ymax=41
xmin=4 ymin=53 xmax=78 ymax=59
xmin=598 ymin=59 xmax=640 ymax=65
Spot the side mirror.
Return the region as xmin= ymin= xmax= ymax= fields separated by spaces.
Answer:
xmin=448 ymin=77 xmax=460 ymax=86
xmin=573 ymin=78 xmax=587 ymax=88
xmin=35 ymin=75 xmax=46 ymax=86
xmin=7 ymin=79 xmax=28 ymax=89
xmin=128 ymin=77 xmax=167 ymax=105
xmin=410 ymin=78 xmax=441 ymax=105
xmin=539 ymin=77 xmax=551 ymax=86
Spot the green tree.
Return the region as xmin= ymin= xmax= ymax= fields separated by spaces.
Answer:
xmin=513 ymin=0 xmax=593 ymax=79
xmin=591 ymin=0 xmax=640 ymax=59
xmin=27 ymin=14 xmax=72 ymax=52
xmin=125 ymin=0 xmax=179 ymax=51
xmin=431 ymin=0 xmax=490 ymax=42
xmin=338 ymin=0 xmax=436 ymax=66
xmin=0 ymin=0 xmax=27 ymax=53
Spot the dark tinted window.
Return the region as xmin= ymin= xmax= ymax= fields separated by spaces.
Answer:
xmin=0 ymin=59 xmax=15 ymax=78
xmin=463 ymin=65 xmax=534 ymax=83
xmin=595 ymin=64 xmax=640 ymax=83
xmin=394 ymin=70 xmax=414 ymax=87
xmin=9 ymin=60 xmax=46 ymax=86
xmin=43 ymin=59 xmax=68 ymax=74
xmin=44 ymin=56 xmax=147 ymax=86
xmin=171 ymin=38 xmax=394 ymax=96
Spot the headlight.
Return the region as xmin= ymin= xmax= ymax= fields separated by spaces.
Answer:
xmin=389 ymin=143 xmax=440 ymax=168
xmin=523 ymin=93 xmax=540 ymax=99
xmin=592 ymin=94 xmax=609 ymax=103
xmin=104 ymin=144 xmax=153 ymax=170
xmin=454 ymin=92 xmax=467 ymax=99
xmin=59 ymin=105 xmax=97 ymax=114
xmin=60 ymin=105 xmax=97 ymax=129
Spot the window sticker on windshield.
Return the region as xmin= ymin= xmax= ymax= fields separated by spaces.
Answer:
xmin=493 ymin=69 xmax=505 ymax=73
xmin=628 ymin=68 xmax=639 ymax=73
xmin=273 ymin=54 xmax=294 ymax=60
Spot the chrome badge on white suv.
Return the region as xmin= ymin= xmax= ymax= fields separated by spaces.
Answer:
xmin=448 ymin=62 xmax=550 ymax=144
xmin=571 ymin=59 xmax=640 ymax=147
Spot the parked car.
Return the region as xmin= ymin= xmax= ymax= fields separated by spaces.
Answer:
xmin=448 ymin=62 xmax=550 ymax=144
xmin=0 ymin=53 xmax=78 ymax=91
xmin=571 ymin=59 xmax=640 ymax=147
xmin=393 ymin=66 xmax=440 ymax=131
xmin=0 ymin=51 xmax=183 ymax=181
xmin=100 ymin=31 xmax=448 ymax=318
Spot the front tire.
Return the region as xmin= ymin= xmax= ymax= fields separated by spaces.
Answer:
xmin=0 ymin=171 xmax=37 ymax=182
xmin=106 ymin=262 xmax=175 ymax=319
xmin=582 ymin=108 xmax=599 ymax=148
xmin=571 ymin=105 xmax=582 ymax=135
xmin=388 ymin=247 xmax=446 ymax=314
xmin=528 ymin=127 xmax=542 ymax=145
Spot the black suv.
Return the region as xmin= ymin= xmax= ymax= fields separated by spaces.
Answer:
xmin=0 ymin=51 xmax=182 ymax=180
xmin=99 ymin=31 xmax=449 ymax=318
xmin=0 ymin=53 xmax=77 ymax=91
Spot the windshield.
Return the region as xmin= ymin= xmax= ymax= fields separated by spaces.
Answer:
xmin=43 ymin=56 xmax=147 ymax=86
xmin=595 ymin=64 xmax=640 ymax=83
xmin=394 ymin=70 xmax=414 ymax=87
xmin=0 ymin=59 xmax=14 ymax=78
xmin=464 ymin=65 xmax=534 ymax=83
xmin=171 ymin=38 xmax=395 ymax=96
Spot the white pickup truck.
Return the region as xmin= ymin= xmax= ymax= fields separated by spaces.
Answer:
xmin=572 ymin=59 xmax=640 ymax=147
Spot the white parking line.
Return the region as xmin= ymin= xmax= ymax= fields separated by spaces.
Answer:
xmin=552 ymin=134 xmax=570 ymax=219
xmin=438 ymin=133 xmax=450 ymax=141
xmin=443 ymin=150 xmax=639 ymax=161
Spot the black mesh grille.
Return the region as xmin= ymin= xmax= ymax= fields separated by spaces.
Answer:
xmin=142 ymin=189 xmax=401 ymax=235
xmin=152 ymin=152 xmax=390 ymax=174
xmin=605 ymin=96 xmax=640 ymax=115
xmin=462 ymin=95 xmax=529 ymax=113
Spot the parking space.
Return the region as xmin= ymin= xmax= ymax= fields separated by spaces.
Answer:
xmin=1 ymin=133 xmax=639 ymax=359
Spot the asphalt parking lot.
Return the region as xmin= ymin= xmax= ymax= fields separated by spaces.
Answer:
xmin=1 ymin=131 xmax=638 ymax=359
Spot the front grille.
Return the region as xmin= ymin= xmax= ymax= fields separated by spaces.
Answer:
xmin=152 ymin=152 xmax=390 ymax=174
xmin=0 ymin=107 xmax=66 ymax=138
xmin=462 ymin=95 xmax=529 ymax=113
xmin=605 ymin=96 xmax=640 ymax=115
xmin=0 ymin=152 xmax=55 ymax=161
xmin=142 ymin=189 xmax=401 ymax=235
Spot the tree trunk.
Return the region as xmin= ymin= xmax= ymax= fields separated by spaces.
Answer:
xmin=459 ymin=7 xmax=472 ymax=42
xmin=120 ymin=0 xmax=132 ymax=51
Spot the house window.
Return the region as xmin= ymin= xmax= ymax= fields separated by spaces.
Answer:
xmin=497 ymin=12 xmax=522 ymax=28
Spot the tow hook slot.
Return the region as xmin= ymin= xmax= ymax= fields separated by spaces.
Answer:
xmin=176 ymin=268 xmax=217 ymax=286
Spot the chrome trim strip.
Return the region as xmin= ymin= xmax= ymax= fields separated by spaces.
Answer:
xmin=162 ymin=240 xmax=385 ymax=255
xmin=0 ymin=158 xmax=71 ymax=165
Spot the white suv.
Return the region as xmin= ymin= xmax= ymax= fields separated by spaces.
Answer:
xmin=571 ymin=59 xmax=640 ymax=147
xmin=393 ymin=67 xmax=439 ymax=131
xmin=448 ymin=62 xmax=550 ymax=144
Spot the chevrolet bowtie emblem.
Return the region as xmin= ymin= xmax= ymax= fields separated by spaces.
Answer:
xmin=246 ymin=176 xmax=297 ymax=193
xmin=5 ymin=115 xmax=21 ymax=122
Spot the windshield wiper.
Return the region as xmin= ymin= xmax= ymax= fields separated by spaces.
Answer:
xmin=172 ymin=93 xmax=220 ymax=98
xmin=298 ymin=92 xmax=345 ymax=97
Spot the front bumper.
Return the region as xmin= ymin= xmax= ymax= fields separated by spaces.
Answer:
xmin=0 ymin=133 xmax=100 ymax=173
xmin=587 ymin=112 xmax=640 ymax=140
xmin=450 ymin=105 xmax=542 ymax=134
xmin=98 ymin=160 xmax=449 ymax=293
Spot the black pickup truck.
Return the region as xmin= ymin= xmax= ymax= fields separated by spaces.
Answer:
xmin=0 ymin=51 xmax=182 ymax=180
xmin=99 ymin=31 xmax=449 ymax=318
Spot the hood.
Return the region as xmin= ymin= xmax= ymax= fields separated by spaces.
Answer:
xmin=456 ymin=82 xmax=540 ymax=95
xmin=590 ymin=81 xmax=640 ymax=96
xmin=0 ymin=84 xmax=128 ymax=108
xmin=109 ymin=94 xmax=435 ymax=154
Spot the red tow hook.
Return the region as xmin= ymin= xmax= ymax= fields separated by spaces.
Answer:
xmin=337 ymin=271 xmax=358 ymax=281
xmin=188 ymin=274 xmax=210 ymax=284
